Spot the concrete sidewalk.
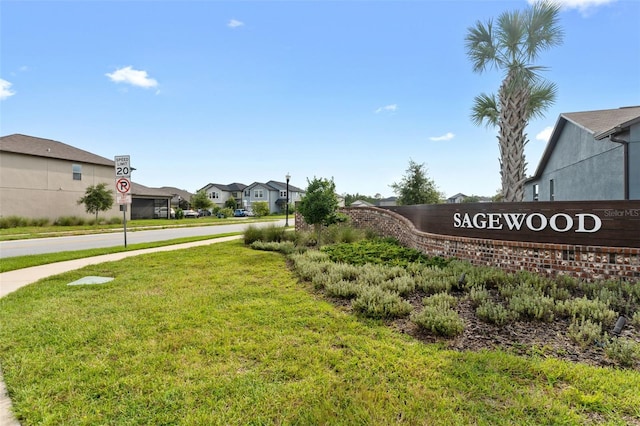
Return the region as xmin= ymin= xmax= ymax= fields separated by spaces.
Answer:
xmin=0 ymin=235 xmax=242 ymax=426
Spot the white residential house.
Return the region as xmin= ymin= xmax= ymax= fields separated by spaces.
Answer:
xmin=243 ymin=180 xmax=304 ymax=213
xmin=199 ymin=183 xmax=247 ymax=210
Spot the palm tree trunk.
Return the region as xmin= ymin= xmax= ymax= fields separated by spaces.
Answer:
xmin=498 ymin=74 xmax=529 ymax=202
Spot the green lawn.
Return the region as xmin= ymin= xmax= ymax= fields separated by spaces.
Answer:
xmin=0 ymin=215 xmax=283 ymax=241
xmin=1 ymin=240 xmax=639 ymax=425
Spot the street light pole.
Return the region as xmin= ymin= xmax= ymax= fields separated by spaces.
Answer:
xmin=285 ymin=173 xmax=290 ymax=227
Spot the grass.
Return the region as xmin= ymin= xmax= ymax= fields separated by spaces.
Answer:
xmin=0 ymin=215 xmax=283 ymax=241
xmin=0 ymin=234 xmax=239 ymax=273
xmin=1 ymin=240 xmax=639 ymax=425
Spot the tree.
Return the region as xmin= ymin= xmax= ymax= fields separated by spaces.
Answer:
xmin=390 ymin=159 xmax=441 ymax=205
xmin=298 ymin=177 xmax=340 ymax=238
xmin=77 ymin=183 xmax=114 ymax=222
xmin=191 ymin=190 xmax=213 ymax=211
xmin=343 ymin=193 xmax=378 ymax=206
xmin=465 ymin=1 xmax=563 ymax=202
xmin=225 ymin=196 xmax=237 ymax=210
xmin=252 ymin=201 xmax=270 ymax=217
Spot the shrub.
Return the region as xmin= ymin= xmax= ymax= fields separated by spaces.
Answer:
xmin=476 ymin=300 xmax=512 ymax=326
xmin=355 ymin=264 xmax=388 ymax=287
xmin=506 ymin=284 xmax=556 ymax=322
xmin=468 ymin=286 xmax=490 ymax=307
xmin=423 ymin=292 xmax=458 ymax=309
xmin=108 ymin=217 xmax=122 ymax=225
xmin=219 ymin=207 xmax=234 ymax=218
xmin=252 ymin=201 xmax=270 ymax=217
xmin=321 ymin=224 xmax=365 ymax=245
xmin=263 ymin=225 xmax=288 ymax=243
xmin=329 ymin=263 xmax=362 ymax=282
xmin=326 ymin=280 xmax=362 ymax=299
xmin=351 ymin=286 xmax=412 ymax=319
xmin=567 ymin=319 xmax=602 ymax=348
xmin=557 ymin=297 xmax=617 ymax=326
xmin=417 ymin=276 xmax=454 ymax=295
xmin=321 ymin=238 xmax=443 ymax=268
xmin=0 ymin=216 xmax=29 ymax=228
xmin=292 ymin=231 xmax=318 ymax=247
xmin=411 ymin=295 xmax=464 ymax=337
xmin=243 ymin=225 xmax=264 ymax=245
xmin=632 ymin=312 xmax=640 ymax=328
xmin=54 ymin=216 xmax=87 ymax=226
xmin=605 ymin=337 xmax=640 ymax=367
xmin=380 ymin=275 xmax=417 ymax=296
xmin=250 ymin=241 xmax=296 ymax=254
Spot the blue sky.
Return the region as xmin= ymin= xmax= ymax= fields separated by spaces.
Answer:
xmin=2 ymin=0 xmax=639 ymax=198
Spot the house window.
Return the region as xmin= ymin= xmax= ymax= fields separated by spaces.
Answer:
xmin=533 ymin=184 xmax=539 ymax=201
xmin=209 ymin=192 xmax=219 ymax=199
xmin=280 ymin=190 xmax=287 ymax=197
xmin=72 ymin=164 xmax=82 ymax=180
xmin=550 ymin=179 xmax=555 ymax=201
xmin=254 ymin=190 xmax=264 ymax=198
xmin=244 ymin=190 xmax=250 ymax=197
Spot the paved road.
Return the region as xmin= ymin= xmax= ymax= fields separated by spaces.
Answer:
xmin=0 ymin=219 xmax=287 ymax=259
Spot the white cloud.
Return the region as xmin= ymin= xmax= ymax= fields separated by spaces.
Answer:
xmin=228 ymin=19 xmax=244 ymax=28
xmin=105 ymin=66 xmax=158 ymax=89
xmin=528 ymin=0 xmax=616 ymax=15
xmin=429 ymin=132 xmax=455 ymax=142
xmin=535 ymin=126 xmax=554 ymax=142
xmin=375 ymin=104 xmax=397 ymax=113
xmin=0 ymin=79 xmax=16 ymax=100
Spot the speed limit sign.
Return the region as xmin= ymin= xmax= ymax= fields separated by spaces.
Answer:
xmin=114 ymin=155 xmax=131 ymax=177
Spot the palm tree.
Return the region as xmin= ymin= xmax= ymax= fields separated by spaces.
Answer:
xmin=465 ymin=1 xmax=563 ymax=202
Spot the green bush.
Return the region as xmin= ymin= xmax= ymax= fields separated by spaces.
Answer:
xmin=557 ymin=297 xmax=617 ymax=326
xmin=252 ymin=201 xmax=270 ymax=217
xmin=567 ymin=319 xmax=602 ymax=348
xmin=326 ymin=280 xmax=362 ymax=299
xmin=54 ymin=216 xmax=87 ymax=226
xmin=476 ymin=300 xmax=512 ymax=326
xmin=351 ymin=286 xmax=413 ymax=319
xmin=380 ymin=275 xmax=417 ymax=296
xmin=411 ymin=294 xmax=464 ymax=337
xmin=605 ymin=337 xmax=640 ymax=367
xmin=423 ymin=292 xmax=458 ymax=309
xmin=250 ymin=241 xmax=296 ymax=254
xmin=416 ymin=274 xmax=455 ymax=295
xmin=321 ymin=238 xmax=446 ymax=268
xmin=243 ymin=225 xmax=264 ymax=245
xmin=108 ymin=217 xmax=122 ymax=225
xmin=468 ymin=286 xmax=490 ymax=307
xmin=0 ymin=216 xmax=28 ymax=228
xmin=321 ymin=224 xmax=365 ymax=245
xmin=632 ymin=312 xmax=640 ymax=328
xmin=219 ymin=207 xmax=234 ymax=218
xmin=507 ymin=284 xmax=556 ymax=322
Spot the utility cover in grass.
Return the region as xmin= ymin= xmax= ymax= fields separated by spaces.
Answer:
xmin=67 ymin=276 xmax=114 ymax=286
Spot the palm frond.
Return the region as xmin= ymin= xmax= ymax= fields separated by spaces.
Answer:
xmin=470 ymin=93 xmax=499 ymax=128
xmin=527 ymin=80 xmax=558 ymax=120
xmin=525 ymin=1 xmax=564 ymax=60
xmin=465 ymin=20 xmax=498 ymax=73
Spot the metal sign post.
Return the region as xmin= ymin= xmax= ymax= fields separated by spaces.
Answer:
xmin=115 ymin=155 xmax=131 ymax=247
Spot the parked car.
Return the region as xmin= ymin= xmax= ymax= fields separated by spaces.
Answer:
xmin=244 ymin=209 xmax=255 ymax=217
xmin=183 ymin=209 xmax=200 ymax=218
xmin=154 ymin=207 xmax=176 ymax=219
xmin=198 ymin=209 xmax=212 ymax=217
xmin=233 ymin=209 xmax=247 ymax=217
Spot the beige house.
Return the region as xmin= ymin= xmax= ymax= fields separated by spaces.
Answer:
xmin=0 ymin=134 xmax=126 ymax=221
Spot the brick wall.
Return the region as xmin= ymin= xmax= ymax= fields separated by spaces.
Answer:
xmin=296 ymin=207 xmax=640 ymax=282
